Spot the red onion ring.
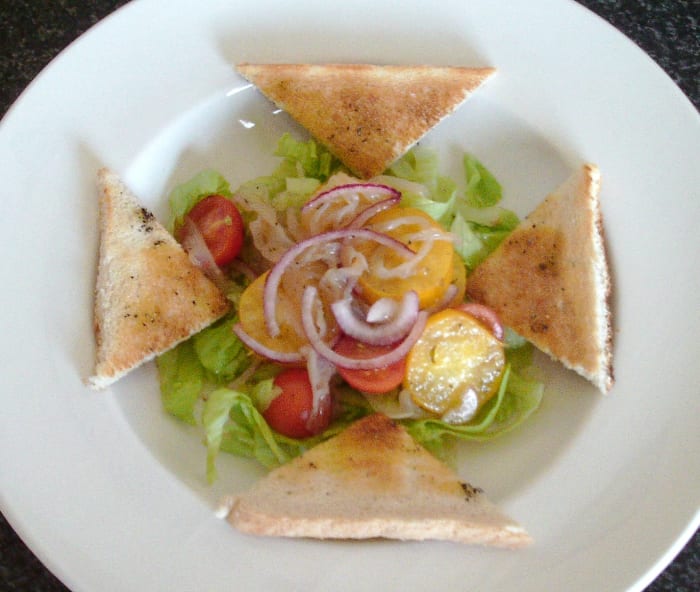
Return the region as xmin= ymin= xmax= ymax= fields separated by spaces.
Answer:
xmin=232 ymin=323 xmax=304 ymax=364
xmin=347 ymin=195 xmax=401 ymax=229
xmin=331 ymin=291 xmax=419 ymax=345
xmin=264 ymin=228 xmax=414 ymax=337
xmin=301 ymin=183 xmax=400 ymax=214
xmin=302 ymin=286 xmax=427 ymax=370
xmin=455 ymin=302 xmax=505 ymax=341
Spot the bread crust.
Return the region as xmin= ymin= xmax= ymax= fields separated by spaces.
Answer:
xmin=220 ymin=414 xmax=531 ymax=548
xmin=88 ymin=169 xmax=230 ymax=389
xmin=236 ymin=63 xmax=496 ymax=179
xmin=467 ymin=164 xmax=614 ymax=393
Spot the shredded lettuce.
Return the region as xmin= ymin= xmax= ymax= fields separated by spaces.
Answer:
xmin=235 ymin=134 xmax=342 ymax=214
xmin=274 ymin=132 xmax=339 ymax=180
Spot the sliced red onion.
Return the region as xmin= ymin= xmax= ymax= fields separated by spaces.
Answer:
xmin=248 ymin=216 xmax=295 ymax=263
xmin=302 ymin=286 xmax=427 ymax=370
xmin=179 ymin=216 xmax=229 ymax=292
xmin=369 ymin=214 xmax=435 ymax=233
xmin=331 ymin=291 xmax=419 ymax=346
xmin=347 ymin=195 xmax=401 ymax=229
xmin=370 ymin=237 xmax=436 ymax=279
xmin=302 ymin=345 xmax=335 ymax=433
xmin=318 ymin=262 xmax=365 ymax=303
xmin=301 ymin=183 xmax=402 ymax=235
xmin=264 ymin=228 xmax=414 ymax=338
xmin=456 ymin=302 xmax=505 ymax=341
xmin=366 ymin=297 xmax=399 ymax=323
xmin=301 ymin=183 xmax=400 ymax=214
xmin=232 ymin=323 xmax=304 ymax=364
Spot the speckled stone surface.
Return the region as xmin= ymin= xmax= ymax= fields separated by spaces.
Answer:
xmin=1 ymin=1 xmax=698 ymax=591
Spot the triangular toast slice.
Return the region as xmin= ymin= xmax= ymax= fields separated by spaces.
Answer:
xmin=88 ymin=168 xmax=230 ymax=389
xmin=218 ymin=414 xmax=531 ymax=548
xmin=466 ymin=164 xmax=613 ymax=393
xmin=236 ymin=63 xmax=495 ymax=179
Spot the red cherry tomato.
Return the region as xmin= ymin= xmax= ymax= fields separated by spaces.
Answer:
xmin=181 ymin=195 xmax=244 ymax=266
xmin=332 ymin=335 xmax=406 ymax=394
xmin=263 ymin=368 xmax=331 ymax=439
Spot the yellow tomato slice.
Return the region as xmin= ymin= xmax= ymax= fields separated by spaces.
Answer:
xmin=404 ymin=308 xmax=505 ymax=423
xmin=238 ymin=271 xmax=308 ymax=356
xmin=356 ymin=207 xmax=455 ymax=309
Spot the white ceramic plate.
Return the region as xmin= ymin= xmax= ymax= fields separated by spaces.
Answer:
xmin=1 ymin=0 xmax=698 ymax=590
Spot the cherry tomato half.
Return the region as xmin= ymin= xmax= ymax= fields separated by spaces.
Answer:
xmin=332 ymin=335 xmax=406 ymax=394
xmin=263 ymin=368 xmax=331 ymax=439
xmin=181 ymin=194 xmax=244 ymax=267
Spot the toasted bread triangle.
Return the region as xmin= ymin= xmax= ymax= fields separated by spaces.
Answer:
xmin=236 ymin=63 xmax=495 ymax=179
xmin=88 ymin=169 xmax=230 ymax=389
xmin=219 ymin=414 xmax=531 ymax=548
xmin=467 ymin=164 xmax=613 ymax=393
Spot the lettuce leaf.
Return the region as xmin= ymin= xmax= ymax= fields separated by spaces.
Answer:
xmin=192 ymin=315 xmax=250 ymax=383
xmin=167 ymin=169 xmax=231 ymax=231
xmin=203 ymin=385 xmax=373 ymax=480
xmin=235 ymin=134 xmax=341 ymax=213
xmin=405 ymin=365 xmax=543 ymax=459
xmin=464 ymin=154 xmax=502 ymax=208
xmin=156 ymin=340 xmax=205 ymax=425
xmin=274 ymin=132 xmax=340 ymax=181
xmin=389 ymin=146 xmax=440 ymax=184
xmin=203 ymin=388 xmax=291 ymax=481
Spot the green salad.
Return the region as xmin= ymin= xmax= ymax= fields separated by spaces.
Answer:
xmin=156 ymin=133 xmax=543 ymax=483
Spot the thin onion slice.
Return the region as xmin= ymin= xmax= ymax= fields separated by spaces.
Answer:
xmin=455 ymin=302 xmax=505 ymax=341
xmin=264 ymin=228 xmax=414 ymax=337
xmin=179 ymin=216 xmax=229 ymax=292
xmin=366 ymin=297 xmax=398 ymax=323
xmin=301 ymin=183 xmax=400 ymax=214
xmin=302 ymin=345 xmax=335 ymax=433
xmin=232 ymin=323 xmax=304 ymax=364
xmin=302 ymin=286 xmax=427 ymax=370
xmin=331 ymin=291 xmax=419 ymax=345
xmin=347 ymin=195 xmax=401 ymax=229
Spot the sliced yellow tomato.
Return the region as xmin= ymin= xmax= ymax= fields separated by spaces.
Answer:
xmin=238 ymin=271 xmax=308 ymax=356
xmin=356 ymin=207 xmax=455 ymax=309
xmin=404 ymin=308 xmax=505 ymax=423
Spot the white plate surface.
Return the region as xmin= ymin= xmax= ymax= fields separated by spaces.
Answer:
xmin=1 ymin=1 xmax=698 ymax=591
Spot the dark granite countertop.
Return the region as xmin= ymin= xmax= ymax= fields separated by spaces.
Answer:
xmin=1 ymin=1 xmax=698 ymax=590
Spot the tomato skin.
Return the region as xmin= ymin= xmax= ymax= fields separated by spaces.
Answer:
xmin=332 ymin=335 xmax=406 ymax=394
xmin=182 ymin=195 xmax=244 ymax=266
xmin=263 ymin=368 xmax=331 ymax=438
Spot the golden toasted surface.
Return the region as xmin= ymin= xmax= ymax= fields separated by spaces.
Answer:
xmin=236 ymin=63 xmax=495 ymax=178
xmin=223 ymin=414 xmax=531 ymax=547
xmin=467 ymin=164 xmax=613 ymax=393
xmin=89 ymin=169 xmax=230 ymax=388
